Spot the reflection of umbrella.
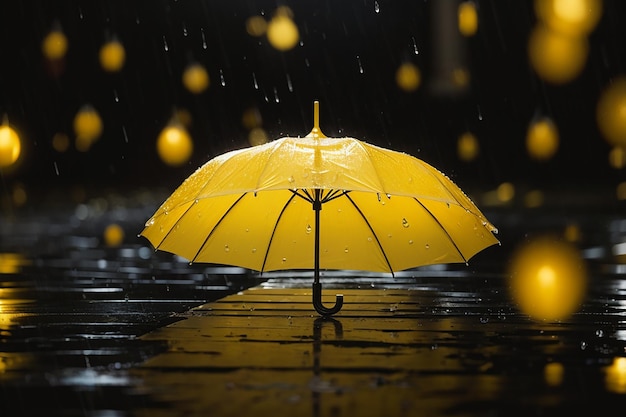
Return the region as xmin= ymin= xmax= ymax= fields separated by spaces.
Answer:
xmin=140 ymin=102 xmax=499 ymax=316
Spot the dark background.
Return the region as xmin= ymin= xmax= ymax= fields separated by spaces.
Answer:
xmin=1 ymin=0 xmax=625 ymax=198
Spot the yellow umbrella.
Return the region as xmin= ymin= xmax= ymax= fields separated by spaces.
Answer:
xmin=141 ymin=102 xmax=499 ymax=316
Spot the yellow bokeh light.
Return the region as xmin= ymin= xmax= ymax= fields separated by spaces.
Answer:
xmin=73 ymin=105 xmax=103 ymax=151
xmin=535 ymin=0 xmax=603 ymax=36
xmin=182 ymin=63 xmax=210 ymax=94
xmin=0 ymin=253 xmax=30 ymax=274
xmin=596 ymin=77 xmax=626 ymax=148
xmin=12 ymin=183 xmax=27 ymax=207
xmin=508 ymin=236 xmax=587 ymax=321
xmin=246 ymin=16 xmax=267 ymax=37
xmin=609 ymin=146 xmax=625 ymax=169
xmin=0 ymin=123 xmax=21 ymax=168
xmin=497 ymin=182 xmax=515 ymax=203
xmin=617 ymin=182 xmax=626 ymax=201
xmin=526 ymin=117 xmax=559 ymax=160
xmin=457 ymin=132 xmax=479 ymax=161
xmin=458 ymin=1 xmax=478 ymax=37
xmin=42 ymin=29 xmax=68 ymax=60
xmin=242 ymin=107 xmax=262 ymax=130
xmin=396 ymin=63 xmax=421 ymax=92
xmin=563 ymin=223 xmax=582 ymax=243
xmin=524 ymin=189 xmax=544 ymax=208
xmin=248 ymin=127 xmax=268 ymax=147
xmin=104 ymin=223 xmax=125 ymax=247
xmin=52 ymin=132 xmax=70 ymax=153
xmin=157 ymin=123 xmax=193 ymax=167
xmin=544 ymin=362 xmax=565 ymax=387
xmin=267 ymin=15 xmax=299 ymax=51
xmin=528 ymin=25 xmax=589 ymax=84
xmin=99 ymin=39 xmax=126 ymax=72
xmin=604 ymin=357 xmax=626 ymax=394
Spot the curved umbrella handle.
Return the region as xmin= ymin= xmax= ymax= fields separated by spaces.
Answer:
xmin=312 ymin=282 xmax=344 ymax=316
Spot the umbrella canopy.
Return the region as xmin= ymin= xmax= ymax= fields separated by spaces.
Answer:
xmin=141 ymin=102 xmax=499 ymax=315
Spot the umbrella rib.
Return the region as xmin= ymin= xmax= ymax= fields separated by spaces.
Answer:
xmin=190 ymin=193 xmax=247 ymax=264
xmin=343 ymin=193 xmax=395 ymax=276
xmin=260 ymin=192 xmax=298 ymax=273
xmin=413 ymin=197 xmax=468 ymax=264
xmin=152 ymin=200 xmax=199 ymax=251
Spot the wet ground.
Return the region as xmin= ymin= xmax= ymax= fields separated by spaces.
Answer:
xmin=1 ymin=186 xmax=626 ymax=416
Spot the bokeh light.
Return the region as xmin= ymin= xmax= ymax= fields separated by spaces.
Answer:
xmin=104 ymin=223 xmax=125 ymax=247
xmin=617 ymin=182 xmax=626 ymax=201
xmin=246 ymin=15 xmax=267 ymax=37
xmin=267 ymin=14 xmax=299 ymax=51
xmin=41 ymin=29 xmax=68 ymax=60
xmin=534 ymin=0 xmax=603 ymax=37
xmin=604 ymin=357 xmax=626 ymax=394
xmin=457 ymin=131 xmax=479 ymax=161
xmin=524 ymin=189 xmax=544 ymax=208
xmin=528 ymin=24 xmax=588 ymax=84
xmin=395 ymin=62 xmax=421 ymax=92
xmin=242 ymin=107 xmax=262 ymax=130
xmin=248 ymin=127 xmax=268 ymax=146
xmin=182 ymin=63 xmax=210 ymax=94
xmin=497 ymin=182 xmax=515 ymax=203
xmin=508 ymin=236 xmax=587 ymax=321
xmin=544 ymin=362 xmax=565 ymax=387
xmin=0 ymin=123 xmax=21 ymax=168
xmin=609 ymin=146 xmax=625 ymax=169
xmin=99 ymin=39 xmax=126 ymax=72
xmin=596 ymin=77 xmax=626 ymax=148
xmin=526 ymin=117 xmax=559 ymax=160
xmin=157 ymin=123 xmax=193 ymax=167
xmin=52 ymin=132 xmax=70 ymax=153
xmin=73 ymin=105 xmax=103 ymax=152
xmin=11 ymin=182 xmax=27 ymax=207
xmin=458 ymin=1 xmax=478 ymax=37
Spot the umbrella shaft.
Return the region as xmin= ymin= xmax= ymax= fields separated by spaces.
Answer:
xmin=314 ymin=189 xmax=321 ymax=285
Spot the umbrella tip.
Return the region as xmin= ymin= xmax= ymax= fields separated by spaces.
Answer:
xmin=307 ymin=100 xmax=326 ymax=139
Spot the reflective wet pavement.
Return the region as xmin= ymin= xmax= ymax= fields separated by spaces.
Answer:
xmin=1 ymin=188 xmax=626 ymax=416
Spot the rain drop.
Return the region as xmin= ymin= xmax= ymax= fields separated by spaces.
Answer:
xmin=219 ymin=69 xmax=226 ymax=86
xmin=425 ymin=243 xmax=430 ymax=249
xmin=163 ymin=35 xmax=169 ymax=52
xmin=251 ymin=248 xmax=257 ymax=253
xmin=408 ymin=240 xmax=413 ymax=245
xmin=412 ymin=37 xmax=419 ymax=55
xmin=357 ymin=55 xmax=364 ymax=74
xmin=122 ymin=126 xmax=128 ymax=143
xmin=182 ymin=22 xmax=188 ymax=37
xmin=282 ymin=257 xmax=287 ymax=263
xmin=273 ymin=86 xmax=280 ymax=103
xmin=344 ymin=247 xmax=349 ymax=253
xmin=224 ymin=245 xmax=230 ymax=252
xmin=402 ymin=218 xmax=410 ymax=228
xmin=53 ymin=161 xmax=60 ymax=176
xmin=113 ymin=89 xmax=119 ymax=103
xmin=306 ymin=224 xmax=312 ymax=234
xmin=374 ymin=1 xmax=380 ymax=13
xmin=252 ymin=72 xmax=259 ymax=89
xmin=477 ymin=105 xmax=483 ymax=121
xmin=288 ymin=176 xmax=294 ymax=183
xmin=201 ymin=28 xmax=207 ymax=49
xmin=286 ymin=73 xmax=293 ymax=92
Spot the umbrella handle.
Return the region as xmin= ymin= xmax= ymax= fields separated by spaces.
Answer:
xmin=312 ymin=282 xmax=344 ymax=316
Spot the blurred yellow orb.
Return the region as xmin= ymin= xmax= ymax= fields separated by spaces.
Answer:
xmin=0 ymin=124 xmax=21 ymax=168
xmin=544 ymin=362 xmax=565 ymax=387
xmin=457 ymin=132 xmax=479 ymax=161
xmin=52 ymin=132 xmax=70 ymax=153
xmin=396 ymin=63 xmax=421 ymax=92
xmin=527 ymin=117 xmax=559 ymax=160
xmin=242 ymin=107 xmax=262 ymax=130
xmin=528 ymin=25 xmax=588 ymax=84
xmin=42 ymin=30 xmax=68 ymax=60
xmin=99 ymin=40 xmax=126 ymax=72
xmin=609 ymin=146 xmax=625 ymax=169
xmin=508 ymin=236 xmax=587 ymax=321
xmin=157 ymin=124 xmax=193 ymax=166
xmin=248 ymin=127 xmax=268 ymax=146
xmin=73 ymin=105 xmax=103 ymax=150
xmin=524 ymin=189 xmax=544 ymax=208
xmin=246 ymin=16 xmax=267 ymax=37
xmin=604 ymin=357 xmax=626 ymax=394
xmin=182 ymin=63 xmax=210 ymax=94
xmin=596 ymin=78 xmax=626 ymax=148
xmin=497 ymin=182 xmax=515 ymax=203
xmin=534 ymin=0 xmax=603 ymax=36
xmin=267 ymin=15 xmax=299 ymax=51
xmin=617 ymin=182 xmax=626 ymax=201
xmin=104 ymin=223 xmax=124 ymax=247
xmin=458 ymin=1 xmax=478 ymax=37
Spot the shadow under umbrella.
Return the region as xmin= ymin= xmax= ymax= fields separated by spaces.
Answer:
xmin=310 ymin=317 xmax=343 ymax=417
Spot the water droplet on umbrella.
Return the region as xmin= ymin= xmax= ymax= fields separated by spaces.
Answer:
xmin=306 ymin=224 xmax=312 ymax=234
xmin=224 ymin=245 xmax=230 ymax=252
xmin=408 ymin=240 xmax=413 ymax=245
xmin=288 ymin=176 xmax=294 ymax=183
xmin=425 ymin=243 xmax=430 ymax=249
xmin=251 ymin=248 xmax=257 ymax=253
xmin=282 ymin=257 xmax=287 ymax=263
xmin=402 ymin=218 xmax=410 ymax=228
xmin=344 ymin=247 xmax=349 ymax=253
